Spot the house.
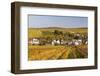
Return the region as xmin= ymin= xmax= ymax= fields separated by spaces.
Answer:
xmin=85 ymin=41 xmax=88 ymax=44
xmin=67 ymin=39 xmax=82 ymax=46
xmin=52 ymin=40 xmax=60 ymax=45
xmin=32 ymin=38 xmax=40 ymax=45
xmin=73 ymin=39 xmax=82 ymax=46
xmin=74 ymin=41 xmax=80 ymax=46
xmin=28 ymin=38 xmax=40 ymax=45
xmin=60 ymin=40 xmax=64 ymax=45
xmin=67 ymin=41 xmax=73 ymax=45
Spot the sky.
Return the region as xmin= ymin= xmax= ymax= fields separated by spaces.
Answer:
xmin=28 ymin=15 xmax=88 ymax=28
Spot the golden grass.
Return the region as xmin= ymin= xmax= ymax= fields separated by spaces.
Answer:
xmin=28 ymin=45 xmax=88 ymax=60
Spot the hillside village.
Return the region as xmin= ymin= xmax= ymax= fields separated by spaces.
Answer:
xmin=28 ymin=28 xmax=88 ymax=60
xmin=28 ymin=30 xmax=88 ymax=46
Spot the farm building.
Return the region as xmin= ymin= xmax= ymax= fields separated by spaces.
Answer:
xmin=28 ymin=38 xmax=40 ymax=45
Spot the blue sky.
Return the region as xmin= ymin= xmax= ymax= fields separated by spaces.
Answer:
xmin=28 ymin=15 xmax=88 ymax=28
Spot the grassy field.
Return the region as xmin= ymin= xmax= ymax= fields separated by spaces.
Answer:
xmin=28 ymin=28 xmax=88 ymax=60
xmin=28 ymin=28 xmax=87 ymax=38
xmin=28 ymin=45 xmax=88 ymax=60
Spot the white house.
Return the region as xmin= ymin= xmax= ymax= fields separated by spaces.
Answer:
xmin=52 ymin=40 xmax=60 ymax=45
xmin=74 ymin=41 xmax=80 ymax=46
xmin=73 ymin=39 xmax=82 ymax=46
xmin=85 ymin=41 xmax=88 ymax=44
xmin=67 ymin=39 xmax=82 ymax=46
xmin=29 ymin=38 xmax=40 ymax=45
xmin=32 ymin=38 xmax=40 ymax=45
xmin=67 ymin=41 xmax=73 ymax=45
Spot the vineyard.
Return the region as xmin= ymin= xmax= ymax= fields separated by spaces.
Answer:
xmin=28 ymin=45 xmax=88 ymax=60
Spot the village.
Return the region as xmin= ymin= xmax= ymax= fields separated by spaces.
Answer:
xmin=28 ymin=30 xmax=88 ymax=46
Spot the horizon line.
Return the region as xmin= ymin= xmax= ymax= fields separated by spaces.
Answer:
xmin=28 ymin=26 xmax=88 ymax=28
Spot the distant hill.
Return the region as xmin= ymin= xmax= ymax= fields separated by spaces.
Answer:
xmin=41 ymin=27 xmax=66 ymax=29
xmin=29 ymin=26 xmax=87 ymax=29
